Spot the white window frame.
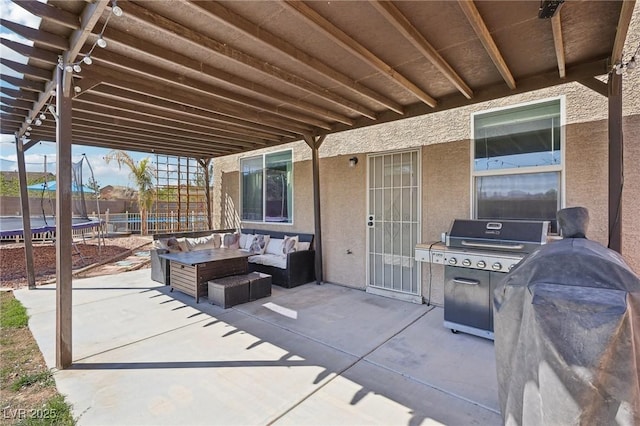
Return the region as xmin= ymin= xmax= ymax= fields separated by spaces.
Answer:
xmin=470 ymin=96 xmax=566 ymax=228
xmin=239 ymin=149 xmax=294 ymax=225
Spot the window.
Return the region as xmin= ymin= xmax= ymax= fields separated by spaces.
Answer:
xmin=472 ymin=98 xmax=563 ymax=232
xmin=240 ymin=150 xmax=293 ymax=223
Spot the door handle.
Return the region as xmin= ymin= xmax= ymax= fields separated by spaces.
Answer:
xmin=453 ymin=278 xmax=480 ymax=286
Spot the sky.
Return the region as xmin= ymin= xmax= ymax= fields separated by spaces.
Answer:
xmin=0 ymin=0 xmax=152 ymax=188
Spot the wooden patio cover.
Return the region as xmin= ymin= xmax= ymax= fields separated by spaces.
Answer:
xmin=0 ymin=0 xmax=635 ymax=370
xmin=1 ymin=0 xmax=635 ymax=156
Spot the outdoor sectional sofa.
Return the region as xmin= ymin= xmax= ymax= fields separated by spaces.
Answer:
xmin=150 ymin=228 xmax=315 ymax=289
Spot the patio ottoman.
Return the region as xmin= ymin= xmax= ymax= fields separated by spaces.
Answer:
xmin=247 ymin=272 xmax=272 ymax=301
xmin=208 ymin=275 xmax=250 ymax=309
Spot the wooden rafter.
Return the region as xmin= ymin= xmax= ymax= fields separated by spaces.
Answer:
xmin=0 ymin=87 xmax=39 ymax=102
xmin=88 ymin=50 xmax=334 ymax=130
xmin=100 ymin=27 xmax=355 ymax=126
xmin=16 ymin=0 xmax=110 ymax=137
xmin=0 ymin=19 xmax=69 ymax=50
xmin=577 ymin=77 xmax=608 ymax=97
xmin=284 ymin=0 xmax=437 ymax=107
xmin=0 ymin=75 xmax=45 ymax=92
xmin=74 ymin=93 xmax=291 ymax=141
xmin=551 ymin=13 xmax=566 ymax=78
xmin=456 ymin=0 xmax=516 ymax=90
xmin=372 ymin=0 xmax=473 ymax=99
xmin=611 ymin=0 xmax=636 ymax=64
xmin=82 ymin=68 xmax=314 ymax=135
xmin=119 ymin=1 xmax=380 ymax=119
xmin=186 ymin=0 xmax=404 ymax=114
xmin=0 ymin=38 xmax=60 ymax=64
xmin=11 ymin=0 xmax=80 ymax=30
xmin=0 ymin=59 xmax=51 ymax=80
xmin=71 ymin=99 xmax=280 ymax=144
xmin=0 ymin=96 xmax=33 ymax=110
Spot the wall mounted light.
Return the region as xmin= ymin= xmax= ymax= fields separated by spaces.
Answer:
xmin=349 ymin=156 xmax=358 ymax=167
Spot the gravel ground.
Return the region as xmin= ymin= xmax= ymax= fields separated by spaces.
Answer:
xmin=0 ymin=235 xmax=153 ymax=289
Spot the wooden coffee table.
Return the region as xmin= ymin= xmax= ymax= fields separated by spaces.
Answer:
xmin=159 ymin=249 xmax=252 ymax=303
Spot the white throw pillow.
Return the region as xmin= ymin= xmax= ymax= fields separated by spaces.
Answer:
xmin=249 ymin=234 xmax=270 ymax=254
xmin=241 ymin=233 xmax=255 ymax=250
xmin=297 ymin=241 xmax=310 ymax=251
xmin=282 ymin=235 xmax=299 ymax=256
xmin=265 ymin=238 xmax=284 ymax=255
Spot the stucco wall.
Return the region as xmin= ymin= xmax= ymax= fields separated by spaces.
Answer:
xmin=318 ymin=154 xmax=367 ymax=288
xmin=211 ymin=82 xmax=640 ymax=297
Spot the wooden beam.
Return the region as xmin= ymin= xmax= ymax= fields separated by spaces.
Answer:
xmin=577 ymin=77 xmax=608 ymax=97
xmin=74 ymin=93 xmax=289 ymax=141
xmin=0 ymin=38 xmax=60 ymax=64
xmin=284 ymin=0 xmax=437 ymax=108
xmin=456 ymin=0 xmax=516 ymax=90
xmin=55 ymin=65 xmax=73 ymax=370
xmin=71 ymin=110 xmax=267 ymax=147
xmin=0 ymin=59 xmax=51 ymax=81
xmin=18 ymin=0 xmax=109 ymax=137
xmin=0 ymin=19 xmax=69 ymax=50
xmin=12 ymin=0 xmax=80 ymax=29
xmin=0 ymin=87 xmax=39 ymax=102
xmin=120 ymin=1 xmax=379 ymax=119
xmin=0 ymin=96 xmax=33 ymax=110
xmin=303 ymin=134 xmax=326 ymax=285
xmin=71 ymin=99 xmax=279 ymax=144
xmin=187 ymin=0 xmax=403 ymax=114
xmin=82 ymin=70 xmax=312 ymax=136
xmin=608 ymin=72 xmax=623 ymax=253
xmin=15 ymin=135 xmax=36 ymax=288
xmin=551 ymin=13 xmax=566 ymax=78
xmin=99 ymin=27 xmax=355 ymax=126
xmin=611 ymin=0 xmax=636 ymax=65
xmin=0 ymin=75 xmax=45 ymax=92
xmin=373 ymin=1 xmax=473 ymax=98
xmin=90 ymin=50 xmax=334 ymax=130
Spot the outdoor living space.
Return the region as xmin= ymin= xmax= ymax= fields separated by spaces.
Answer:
xmin=14 ymin=269 xmax=500 ymax=425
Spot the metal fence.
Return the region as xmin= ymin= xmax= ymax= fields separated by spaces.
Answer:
xmin=0 ymin=211 xmax=211 ymax=242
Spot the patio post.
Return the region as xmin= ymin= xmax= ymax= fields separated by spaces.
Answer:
xmin=15 ymin=135 xmax=36 ymax=288
xmin=607 ymin=71 xmax=623 ymax=253
xmin=304 ymin=134 xmax=326 ymax=285
xmin=56 ymin=64 xmax=73 ymax=369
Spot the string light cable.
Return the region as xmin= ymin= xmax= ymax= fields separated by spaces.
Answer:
xmin=23 ymin=0 xmax=123 ymax=137
xmin=612 ymin=43 xmax=639 ymax=75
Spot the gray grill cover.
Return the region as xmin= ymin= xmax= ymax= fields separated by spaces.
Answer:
xmin=494 ymin=238 xmax=640 ymax=425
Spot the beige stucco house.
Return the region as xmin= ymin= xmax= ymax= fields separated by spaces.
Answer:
xmin=211 ymin=15 xmax=640 ymax=306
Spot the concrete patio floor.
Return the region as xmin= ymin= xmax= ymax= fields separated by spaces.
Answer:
xmin=14 ymin=269 xmax=501 ymax=425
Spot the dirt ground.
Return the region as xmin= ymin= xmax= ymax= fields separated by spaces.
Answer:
xmin=0 ymin=235 xmax=154 ymax=289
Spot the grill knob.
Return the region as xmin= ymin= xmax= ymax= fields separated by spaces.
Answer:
xmin=492 ymin=262 xmax=502 ymax=271
xmin=477 ymin=261 xmax=486 ymax=268
xmin=448 ymin=257 xmax=457 ymax=265
xmin=462 ymin=259 xmax=471 ymax=267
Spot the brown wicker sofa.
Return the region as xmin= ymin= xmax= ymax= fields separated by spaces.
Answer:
xmin=150 ymin=228 xmax=235 ymax=285
xmin=240 ymin=229 xmax=315 ymax=289
xmin=151 ymin=228 xmax=316 ymax=289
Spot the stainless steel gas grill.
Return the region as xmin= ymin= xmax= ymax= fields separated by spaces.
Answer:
xmin=415 ymin=219 xmax=549 ymax=340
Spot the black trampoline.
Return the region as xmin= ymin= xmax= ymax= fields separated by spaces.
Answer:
xmin=0 ymin=216 xmax=102 ymax=238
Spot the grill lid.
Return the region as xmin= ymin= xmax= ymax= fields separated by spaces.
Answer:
xmin=447 ymin=219 xmax=549 ymax=253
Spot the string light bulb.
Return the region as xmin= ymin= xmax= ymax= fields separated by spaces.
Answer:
xmin=83 ymin=55 xmax=93 ymax=65
xmin=627 ymin=56 xmax=636 ymax=70
xmin=35 ymin=119 xmax=42 ymax=126
xmin=112 ymin=4 xmax=123 ymax=16
xmin=615 ymin=64 xmax=623 ymax=75
xmin=25 ymin=132 xmax=30 ymax=136
xmin=97 ymin=37 xmax=107 ymax=48
xmin=65 ymin=64 xmax=73 ymax=73
xmin=73 ymin=64 xmax=82 ymax=73
xmin=74 ymin=86 xmax=82 ymax=93
xmin=39 ymin=113 xmax=46 ymax=120
xmin=27 ymin=126 xmax=32 ymax=131
xmin=26 ymin=118 xmax=32 ymax=124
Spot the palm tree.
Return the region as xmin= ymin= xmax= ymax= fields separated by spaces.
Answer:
xmin=105 ymin=150 xmax=155 ymax=235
